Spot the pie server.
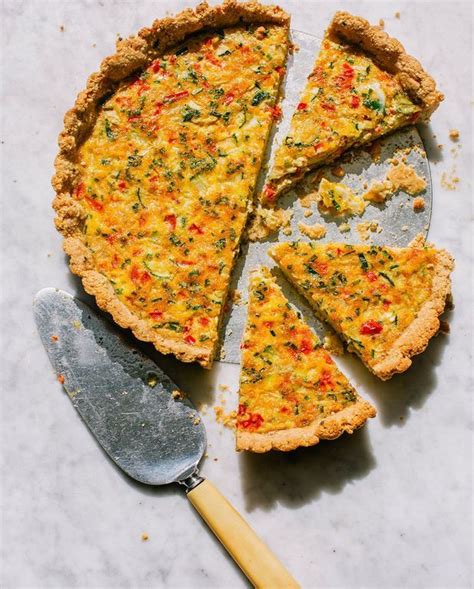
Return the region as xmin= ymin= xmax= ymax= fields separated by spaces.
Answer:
xmin=33 ymin=288 xmax=299 ymax=589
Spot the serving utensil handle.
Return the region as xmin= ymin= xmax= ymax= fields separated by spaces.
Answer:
xmin=187 ymin=478 xmax=300 ymax=589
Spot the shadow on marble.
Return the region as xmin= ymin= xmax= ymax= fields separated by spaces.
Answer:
xmin=418 ymin=122 xmax=444 ymax=164
xmin=238 ymin=427 xmax=376 ymax=512
xmin=349 ymin=311 xmax=452 ymax=428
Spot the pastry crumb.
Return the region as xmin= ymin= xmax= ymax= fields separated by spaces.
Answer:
xmin=141 ymin=533 xmax=149 ymax=542
xmin=230 ymin=289 xmax=242 ymax=305
xmin=395 ymin=11 xmax=400 ymax=18
xmin=172 ymin=389 xmax=184 ymax=400
xmin=339 ymin=222 xmax=350 ymax=233
xmin=413 ymin=197 xmax=425 ymax=211
xmin=449 ymin=129 xmax=460 ymax=141
xmin=441 ymin=171 xmax=460 ymax=190
xmin=298 ymin=222 xmax=326 ymax=240
xmin=59 ymin=24 xmax=65 ymax=32
xmin=331 ymin=165 xmax=345 ymax=178
xmin=219 ymin=384 xmax=230 ymax=392
xmin=378 ymin=18 xmax=385 ymax=28
xmin=214 ymin=406 xmax=237 ymax=429
xmin=303 ymin=209 xmax=313 ymax=218
xmin=51 ymin=335 xmax=59 ymax=342
xmin=357 ymin=220 xmax=380 ymax=241
xmin=282 ymin=226 xmax=293 ymax=236
xmin=57 ymin=374 xmax=65 ymax=384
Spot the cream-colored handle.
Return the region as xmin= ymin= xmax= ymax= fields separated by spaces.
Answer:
xmin=187 ymin=479 xmax=300 ymax=589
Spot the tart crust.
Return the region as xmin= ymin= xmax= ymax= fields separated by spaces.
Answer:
xmin=371 ymin=246 xmax=454 ymax=379
xmin=270 ymin=237 xmax=454 ymax=381
xmin=329 ymin=12 xmax=443 ymax=120
xmin=52 ymin=1 xmax=290 ymax=367
xmin=237 ymin=398 xmax=376 ymax=452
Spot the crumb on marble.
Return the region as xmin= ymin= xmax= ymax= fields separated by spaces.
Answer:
xmin=57 ymin=374 xmax=65 ymax=384
xmin=219 ymin=384 xmax=229 ymax=392
xmin=401 ymin=225 xmax=409 ymax=232
xmin=59 ymin=24 xmax=65 ymax=32
xmin=172 ymin=389 xmax=183 ymax=400
xmin=339 ymin=222 xmax=351 ymax=233
xmin=303 ymin=209 xmax=313 ymax=218
xmin=395 ymin=11 xmax=400 ymax=18
xmin=51 ymin=335 xmax=58 ymax=342
xmin=449 ymin=129 xmax=460 ymax=141
xmin=378 ymin=18 xmax=385 ymax=28
xmin=141 ymin=533 xmax=149 ymax=542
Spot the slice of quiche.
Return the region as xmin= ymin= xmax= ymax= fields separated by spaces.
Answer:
xmin=262 ymin=12 xmax=443 ymax=202
xmin=53 ymin=3 xmax=290 ymax=367
xmin=237 ymin=267 xmax=376 ymax=452
xmin=269 ymin=240 xmax=454 ymax=380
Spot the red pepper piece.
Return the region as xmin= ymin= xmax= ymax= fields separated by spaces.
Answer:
xmin=164 ymin=214 xmax=177 ymax=230
xmin=350 ymin=95 xmax=360 ymax=108
xmin=184 ymin=334 xmax=196 ymax=345
xmin=360 ymin=320 xmax=383 ymax=335
xmin=149 ymin=310 xmax=163 ymax=320
xmin=163 ymin=91 xmax=189 ymax=103
xmin=297 ymin=102 xmax=307 ymax=111
xmin=189 ymin=223 xmax=204 ymax=234
xmin=366 ymin=271 xmax=378 ymax=282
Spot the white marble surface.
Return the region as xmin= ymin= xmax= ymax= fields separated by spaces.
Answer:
xmin=1 ymin=1 xmax=472 ymax=588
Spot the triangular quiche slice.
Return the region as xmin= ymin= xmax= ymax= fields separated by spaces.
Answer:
xmin=269 ymin=240 xmax=454 ymax=380
xmin=52 ymin=2 xmax=290 ymax=367
xmin=237 ymin=266 xmax=376 ymax=452
xmin=262 ymin=11 xmax=443 ymax=202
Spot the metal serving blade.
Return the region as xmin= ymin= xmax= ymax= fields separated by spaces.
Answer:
xmin=33 ymin=288 xmax=206 ymax=486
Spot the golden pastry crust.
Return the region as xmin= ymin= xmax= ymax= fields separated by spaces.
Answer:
xmin=270 ymin=237 xmax=454 ymax=381
xmin=237 ymin=398 xmax=376 ymax=452
xmin=329 ymin=12 xmax=443 ymax=119
xmin=371 ymin=249 xmax=453 ymax=379
xmin=52 ymin=1 xmax=289 ymax=367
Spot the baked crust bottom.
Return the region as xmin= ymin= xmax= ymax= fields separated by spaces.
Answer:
xmin=53 ymin=1 xmax=290 ymax=368
xmin=236 ymin=398 xmax=376 ymax=452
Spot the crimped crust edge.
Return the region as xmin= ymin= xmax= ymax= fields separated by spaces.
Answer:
xmin=236 ymin=398 xmax=376 ymax=452
xmin=52 ymin=1 xmax=290 ymax=367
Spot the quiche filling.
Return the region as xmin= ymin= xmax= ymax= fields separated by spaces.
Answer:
xmin=237 ymin=267 xmax=374 ymax=445
xmin=263 ymin=35 xmax=422 ymax=201
xmin=73 ymin=24 xmax=288 ymax=364
xmin=270 ymin=241 xmax=452 ymax=376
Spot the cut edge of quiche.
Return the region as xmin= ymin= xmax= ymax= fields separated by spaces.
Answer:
xmin=52 ymin=1 xmax=290 ymax=368
xmin=269 ymin=235 xmax=454 ymax=380
xmin=262 ymin=11 xmax=444 ymax=202
xmin=237 ymin=266 xmax=376 ymax=453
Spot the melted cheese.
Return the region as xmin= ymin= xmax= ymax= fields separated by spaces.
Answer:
xmin=238 ymin=267 xmax=361 ymax=434
xmin=75 ymin=24 xmax=288 ymax=360
xmin=264 ymin=38 xmax=421 ymax=200
xmin=270 ymin=242 xmax=439 ymax=370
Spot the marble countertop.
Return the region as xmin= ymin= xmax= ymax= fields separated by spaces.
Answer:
xmin=1 ymin=1 xmax=472 ymax=587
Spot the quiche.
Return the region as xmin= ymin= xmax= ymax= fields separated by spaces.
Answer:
xmin=237 ymin=266 xmax=376 ymax=452
xmin=269 ymin=240 xmax=454 ymax=380
xmin=52 ymin=1 xmax=290 ymax=368
xmin=262 ymin=11 xmax=443 ymax=202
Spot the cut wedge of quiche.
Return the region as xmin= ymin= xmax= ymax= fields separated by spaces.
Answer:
xmin=269 ymin=240 xmax=454 ymax=380
xmin=53 ymin=2 xmax=290 ymax=367
xmin=262 ymin=12 xmax=443 ymax=202
xmin=237 ymin=267 xmax=376 ymax=452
